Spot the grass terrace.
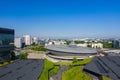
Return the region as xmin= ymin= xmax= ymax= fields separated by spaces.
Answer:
xmin=61 ymin=57 xmax=93 ymax=80
xmin=62 ymin=66 xmax=91 ymax=80
xmin=57 ymin=57 xmax=93 ymax=66
xmin=38 ymin=59 xmax=59 ymax=80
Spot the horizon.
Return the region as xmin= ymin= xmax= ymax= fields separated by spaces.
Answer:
xmin=0 ymin=0 xmax=120 ymax=38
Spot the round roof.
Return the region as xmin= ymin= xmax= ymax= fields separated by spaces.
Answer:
xmin=45 ymin=45 xmax=97 ymax=54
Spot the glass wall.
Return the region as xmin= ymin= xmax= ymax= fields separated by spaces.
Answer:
xmin=0 ymin=34 xmax=14 ymax=46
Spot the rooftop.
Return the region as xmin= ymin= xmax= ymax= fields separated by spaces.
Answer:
xmin=0 ymin=59 xmax=44 ymax=80
xmin=45 ymin=45 xmax=97 ymax=54
xmin=83 ymin=56 xmax=120 ymax=80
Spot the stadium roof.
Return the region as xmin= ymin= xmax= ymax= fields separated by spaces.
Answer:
xmin=45 ymin=45 xmax=97 ymax=54
xmin=0 ymin=59 xmax=44 ymax=80
xmin=83 ymin=56 xmax=120 ymax=80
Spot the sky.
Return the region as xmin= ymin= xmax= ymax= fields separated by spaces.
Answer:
xmin=0 ymin=0 xmax=120 ymax=38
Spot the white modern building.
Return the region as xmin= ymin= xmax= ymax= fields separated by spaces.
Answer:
xmin=46 ymin=41 xmax=66 ymax=46
xmin=91 ymin=43 xmax=103 ymax=49
xmin=15 ymin=38 xmax=23 ymax=48
xmin=33 ymin=37 xmax=39 ymax=44
xmin=77 ymin=43 xmax=88 ymax=47
xmin=23 ymin=35 xmax=32 ymax=45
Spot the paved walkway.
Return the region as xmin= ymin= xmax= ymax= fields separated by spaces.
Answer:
xmin=27 ymin=53 xmax=45 ymax=59
xmin=49 ymin=65 xmax=68 ymax=80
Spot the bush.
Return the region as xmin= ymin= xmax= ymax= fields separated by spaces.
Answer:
xmin=31 ymin=45 xmax=47 ymax=51
xmin=19 ymin=53 xmax=28 ymax=59
xmin=72 ymin=57 xmax=78 ymax=63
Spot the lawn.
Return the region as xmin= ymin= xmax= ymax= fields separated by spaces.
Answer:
xmin=49 ymin=66 xmax=59 ymax=77
xmin=102 ymin=76 xmax=111 ymax=80
xmin=57 ymin=57 xmax=93 ymax=66
xmin=62 ymin=66 xmax=91 ymax=80
xmin=38 ymin=59 xmax=59 ymax=80
xmin=73 ymin=57 xmax=93 ymax=65
xmin=62 ymin=57 xmax=93 ymax=80
xmin=39 ymin=57 xmax=93 ymax=80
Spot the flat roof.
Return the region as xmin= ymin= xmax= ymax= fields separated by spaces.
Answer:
xmin=45 ymin=45 xmax=97 ymax=54
xmin=0 ymin=59 xmax=44 ymax=80
xmin=0 ymin=27 xmax=14 ymax=34
xmin=83 ymin=56 xmax=120 ymax=80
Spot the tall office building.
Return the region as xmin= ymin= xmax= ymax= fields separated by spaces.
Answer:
xmin=23 ymin=35 xmax=32 ymax=45
xmin=0 ymin=27 xmax=15 ymax=63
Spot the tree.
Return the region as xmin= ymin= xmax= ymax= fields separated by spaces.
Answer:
xmin=19 ymin=53 xmax=28 ymax=59
xmin=65 ymin=41 xmax=72 ymax=45
xmin=31 ymin=45 xmax=47 ymax=51
xmin=72 ymin=57 xmax=78 ymax=63
xmin=74 ymin=41 xmax=85 ymax=44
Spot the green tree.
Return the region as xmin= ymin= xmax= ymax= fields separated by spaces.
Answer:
xmin=72 ymin=57 xmax=78 ymax=63
xmin=19 ymin=53 xmax=28 ymax=59
xmin=74 ymin=41 xmax=85 ymax=44
xmin=31 ymin=45 xmax=47 ymax=51
xmin=65 ymin=41 xmax=72 ymax=45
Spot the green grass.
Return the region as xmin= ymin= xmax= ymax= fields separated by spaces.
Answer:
xmin=31 ymin=45 xmax=47 ymax=51
xmin=102 ymin=76 xmax=111 ymax=80
xmin=57 ymin=57 xmax=93 ymax=66
xmin=38 ymin=59 xmax=59 ymax=80
xmin=73 ymin=57 xmax=93 ymax=65
xmin=57 ymin=61 xmax=72 ymax=66
xmin=49 ymin=66 xmax=59 ymax=77
xmin=39 ymin=58 xmax=93 ymax=80
xmin=62 ymin=66 xmax=91 ymax=80
xmin=0 ymin=61 xmax=14 ymax=67
xmin=61 ymin=58 xmax=93 ymax=80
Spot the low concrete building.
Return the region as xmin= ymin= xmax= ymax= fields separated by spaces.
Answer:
xmin=91 ymin=43 xmax=103 ymax=49
xmin=77 ymin=43 xmax=88 ymax=47
xmin=46 ymin=41 xmax=66 ymax=45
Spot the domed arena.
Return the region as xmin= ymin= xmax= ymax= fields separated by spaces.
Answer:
xmin=45 ymin=45 xmax=98 ymax=62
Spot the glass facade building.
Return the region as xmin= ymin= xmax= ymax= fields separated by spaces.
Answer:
xmin=0 ymin=28 xmax=15 ymax=63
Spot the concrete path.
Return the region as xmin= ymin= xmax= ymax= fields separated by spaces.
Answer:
xmin=49 ymin=65 xmax=68 ymax=80
xmin=27 ymin=53 xmax=45 ymax=59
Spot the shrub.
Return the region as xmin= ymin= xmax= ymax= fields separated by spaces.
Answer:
xmin=19 ymin=53 xmax=28 ymax=59
xmin=72 ymin=57 xmax=78 ymax=63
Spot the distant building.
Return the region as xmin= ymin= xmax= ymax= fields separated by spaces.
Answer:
xmin=15 ymin=38 xmax=22 ymax=48
xmin=15 ymin=37 xmax=25 ymax=48
xmin=112 ymin=40 xmax=120 ymax=48
xmin=0 ymin=27 xmax=15 ymax=62
xmin=45 ymin=45 xmax=97 ymax=61
xmin=33 ymin=37 xmax=39 ymax=44
xmin=23 ymin=35 xmax=32 ymax=45
xmin=46 ymin=40 xmax=66 ymax=45
xmin=91 ymin=43 xmax=103 ymax=49
xmin=77 ymin=43 xmax=88 ymax=47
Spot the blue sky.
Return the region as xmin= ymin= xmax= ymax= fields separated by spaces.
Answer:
xmin=0 ymin=0 xmax=120 ymax=38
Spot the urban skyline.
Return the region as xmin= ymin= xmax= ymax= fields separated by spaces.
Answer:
xmin=0 ymin=0 xmax=120 ymax=38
